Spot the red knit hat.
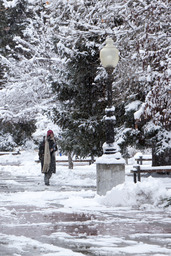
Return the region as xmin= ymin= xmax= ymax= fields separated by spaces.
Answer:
xmin=47 ymin=130 xmax=53 ymax=136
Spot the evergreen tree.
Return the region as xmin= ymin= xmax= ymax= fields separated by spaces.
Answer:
xmin=52 ymin=35 xmax=106 ymax=158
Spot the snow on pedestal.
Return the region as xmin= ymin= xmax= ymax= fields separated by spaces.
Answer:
xmin=96 ymin=151 xmax=125 ymax=196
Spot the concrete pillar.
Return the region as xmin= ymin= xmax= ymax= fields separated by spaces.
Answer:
xmin=96 ymin=154 xmax=125 ymax=196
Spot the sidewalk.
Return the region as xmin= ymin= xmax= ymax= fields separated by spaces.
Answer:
xmin=0 ymin=151 xmax=171 ymax=256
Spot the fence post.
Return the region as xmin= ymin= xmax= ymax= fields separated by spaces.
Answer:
xmin=137 ymin=165 xmax=141 ymax=182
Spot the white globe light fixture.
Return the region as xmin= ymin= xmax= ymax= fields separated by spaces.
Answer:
xmin=100 ymin=38 xmax=119 ymax=68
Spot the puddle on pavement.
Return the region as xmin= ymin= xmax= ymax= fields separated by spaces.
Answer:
xmin=1 ymin=205 xmax=171 ymax=238
xmin=1 ymin=205 xmax=171 ymax=255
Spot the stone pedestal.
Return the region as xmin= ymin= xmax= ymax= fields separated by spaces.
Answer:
xmin=96 ymin=154 xmax=125 ymax=196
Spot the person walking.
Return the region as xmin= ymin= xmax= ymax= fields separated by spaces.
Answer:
xmin=39 ymin=130 xmax=57 ymax=186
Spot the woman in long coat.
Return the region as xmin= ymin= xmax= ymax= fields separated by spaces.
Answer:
xmin=39 ymin=130 xmax=57 ymax=186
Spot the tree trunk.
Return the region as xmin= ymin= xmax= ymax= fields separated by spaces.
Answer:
xmin=68 ymin=152 xmax=73 ymax=169
xmin=91 ymin=155 xmax=95 ymax=164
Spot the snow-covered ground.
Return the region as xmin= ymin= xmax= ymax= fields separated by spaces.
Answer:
xmin=0 ymin=151 xmax=171 ymax=256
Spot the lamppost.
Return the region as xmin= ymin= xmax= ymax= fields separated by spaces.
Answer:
xmin=96 ymin=38 xmax=125 ymax=196
xmin=100 ymin=38 xmax=119 ymax=154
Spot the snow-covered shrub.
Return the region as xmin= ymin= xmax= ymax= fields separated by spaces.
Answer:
xmin=0 ymin=119 xmax=36 ymax=148
xmin=0 ymin=134 xmax=17 ymax=151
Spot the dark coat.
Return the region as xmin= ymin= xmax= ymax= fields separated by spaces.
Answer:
xmin=39 ymin=136 xmax=57 ymax=173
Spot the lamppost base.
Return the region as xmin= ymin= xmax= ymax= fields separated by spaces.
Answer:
xmin=96 ymin=155 xmax=125 ymax=195
xmin=96 ymin=142 xmax=125 ymax=195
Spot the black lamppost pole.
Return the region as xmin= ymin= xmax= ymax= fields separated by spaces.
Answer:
xmin=100 ymin=38 xmax=119 ymax=154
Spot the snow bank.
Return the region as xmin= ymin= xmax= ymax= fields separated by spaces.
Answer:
xmin=97 ymin=177 xmax=171 ymax=209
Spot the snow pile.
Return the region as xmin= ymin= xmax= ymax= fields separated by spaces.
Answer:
xmin=97 ymin=177 xmax=171 ymax=209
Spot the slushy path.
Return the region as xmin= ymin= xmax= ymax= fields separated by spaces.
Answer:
xmin=0 ymin=151 xmax=171 ymax=256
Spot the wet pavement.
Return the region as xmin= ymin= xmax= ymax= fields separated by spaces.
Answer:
xmin=0 ymin=166 xmax=171 ymax=256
